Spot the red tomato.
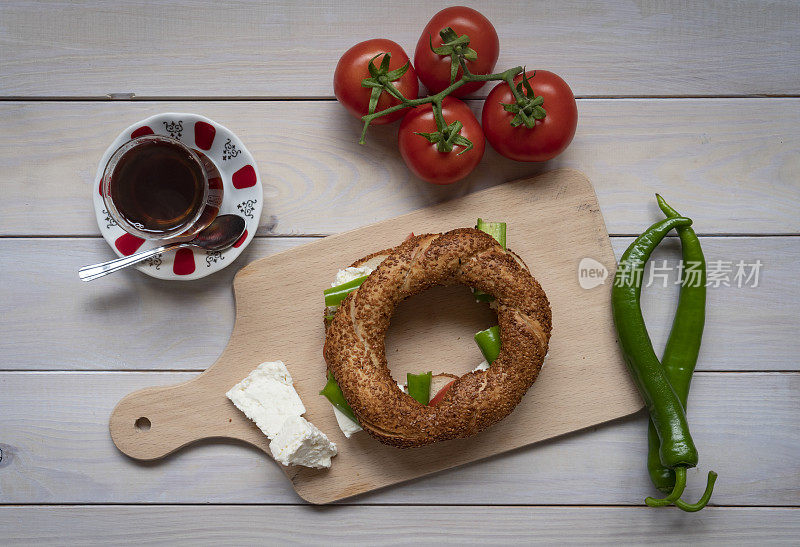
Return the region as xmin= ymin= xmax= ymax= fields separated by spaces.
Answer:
xmin=481 ymin=70 xmax=578 ymax=162
xmin=429 ymin=380 xmax=455 ymax=406
xmin=414 ymin=7 xmax=499 ymax=97
xmin=334 ymin=39 xmax=419 ymax=124
xmin=398 ymin=97 xmax=485 ymax=184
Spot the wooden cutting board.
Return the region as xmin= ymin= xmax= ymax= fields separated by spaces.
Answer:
xmin=110 ymin=168 xmax=642 ymax=504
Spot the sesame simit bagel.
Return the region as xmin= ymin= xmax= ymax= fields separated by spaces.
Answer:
xmin=323 ymin=228 xmax=552 ymax=448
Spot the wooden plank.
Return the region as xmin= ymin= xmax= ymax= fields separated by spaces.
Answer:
xmin=0 ymin=372 xmax=796 ymax=505
xmin=1 ymin=99 xmax=798 ymax=236
xmin=0 ymin=238 xmax=304 ymax=371
xmin=1 ymin=1 xmax=798 ymax=97
xmin=3 ymin=506 xmax=799 ymax=546
xmin=2 ymin=237 xmax=795 ymax=372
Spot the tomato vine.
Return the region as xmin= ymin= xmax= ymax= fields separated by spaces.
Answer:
xmin=358 ymin=26 xmax=547 ymax=152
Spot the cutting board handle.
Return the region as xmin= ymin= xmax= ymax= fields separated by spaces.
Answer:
xmin=109 ymin=371 xmax=270 ymax=461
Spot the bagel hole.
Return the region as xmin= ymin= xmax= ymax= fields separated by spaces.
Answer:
xmin=384 ymin=284 xmax=497 ymax=383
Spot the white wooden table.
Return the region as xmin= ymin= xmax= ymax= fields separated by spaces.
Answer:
xmin=1 ymin=1 xmax=798 ymax=544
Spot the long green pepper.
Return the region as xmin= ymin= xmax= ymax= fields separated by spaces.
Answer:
xmin=647 ymin=195 xmax=717 ymax=511
xmin=646 ymin=197 xmax=706 ymax=490
xmin=612 ymin=198 xmax=717 ymax=512
xmin=613 ymin=216 xmax=699 ymax=470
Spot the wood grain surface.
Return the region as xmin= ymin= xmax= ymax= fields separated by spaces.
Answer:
xmin=2 ymin=372 xmax=796 ymax=505
xmin=108 ymin=170 xmax=644 ymax=503
xmin=1 ymin=1 xmax=798 ymax=98
xmin=1 ymin=99 xmax=798 ymax=236
xmin=2 ymin=0 xmax=798 ymax=541
xmin=4 ymin=506 xmax=800 ymax=545
xmin=3 ymin=236 xmax=796 ymax=372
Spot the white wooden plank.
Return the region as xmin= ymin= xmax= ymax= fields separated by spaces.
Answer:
xmin=1 ymin=0 xmax=798 ymax=97
xmin=2 ymin=237 xmax=795 ymax=371
xmin=3 ymin=506 xmax=799 ymax=546
xmin=627 ymin=236 xmax=799 ymax=373
xmin=0 ymin=372 xmax=796 ymax=505
xmin=1 ymin=99 xmax=798 ymax=236
xmin=0 ymin=238 xmax=304 ymax=371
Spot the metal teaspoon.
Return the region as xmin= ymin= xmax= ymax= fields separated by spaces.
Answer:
xmin=78 ymin=214 xmax=247 ymax=281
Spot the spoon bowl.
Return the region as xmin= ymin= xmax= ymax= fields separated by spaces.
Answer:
xmin=193 ymin=214 xmax=247 ymax=251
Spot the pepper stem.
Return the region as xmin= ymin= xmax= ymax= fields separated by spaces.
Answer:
xmin=644 ymin=466 xmax=687 ymax=507
xmin=674 ymin=471 xmax=718 ymax=512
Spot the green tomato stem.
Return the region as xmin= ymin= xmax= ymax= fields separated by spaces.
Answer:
xmin=357 ymin=65 xmax=524 ymax=145
xmin=431 ymin=97 xmax=447 ymax=133
xmin=506 ymin=74 xmax=527 ymax=104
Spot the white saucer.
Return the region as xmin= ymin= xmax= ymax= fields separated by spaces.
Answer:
xmin=92 ymin=113 xmax=263 ymax=280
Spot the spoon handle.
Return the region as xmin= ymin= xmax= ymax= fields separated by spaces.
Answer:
xmin=79 ymin=243 xmax=183 ymax=281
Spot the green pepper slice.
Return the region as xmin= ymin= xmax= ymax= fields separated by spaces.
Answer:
xmin=319 ymin=371 xmax=358 ymax=423
xmin=474 ymin=218 xmax=506 ymax=302
xmin=323 ymin=275 xmax=369 ymax=307
xmin=407 ymin=371 xmax=432 ymax=405
xmin=474 ymin=325 xmax=501 ymax=364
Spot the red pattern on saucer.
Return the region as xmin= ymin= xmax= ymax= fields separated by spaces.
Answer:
xmin=232 ymin=165 xmax=257 ymax=189
xmin=115 ymin=233 xmax=145 ymax=256
xmin=130 ymin=126 xmax=154 ymax=139
xmin=233 ymin=229 xmax=248 ymax=248
xmin=93 ymin=113 xmax=262 ymax=281
xmin=173 ymin=248 xmax=196 ymax=275
xmin=194 ymin=121 xmax=216 ymax=150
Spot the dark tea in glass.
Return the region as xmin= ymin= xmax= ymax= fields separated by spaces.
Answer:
xmin=102 ymin=135 xmax=223 ymax=240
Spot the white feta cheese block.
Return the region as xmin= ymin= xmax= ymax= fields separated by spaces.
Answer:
xmin=331 ymin=405 xmax=362 ymax=438
xmin=225 ymin=361 xmax=306 ymax=438
xmin=269 ymin=415 xmax=338 ymax=469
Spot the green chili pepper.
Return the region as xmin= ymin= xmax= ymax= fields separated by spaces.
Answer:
xmin=612 ymin=217 xmax=698 ymax=474
xmin=323 ymin=275 xmax=370 ymax=308
xmin=613 ymin=204 xmax=717 ymax=512
xmin=407 ymin=371 xmax=432 ymax=405
xmin=646 ymin=195 xmax=707 ymax=492
xmin=474 ymin=325 xmax=501 ymax=364
xmin=644 ymin=195 xmax=717 ymax=511
xmin=319 ymin=371 xmax=358 ymax=423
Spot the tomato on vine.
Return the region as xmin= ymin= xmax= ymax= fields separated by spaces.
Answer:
xmin=398 ymin=97 xmax=485 ymax=185
xmin=482 ymin=70 xmax=578 ymax=162
xmin=414 ymin=7 xmax=499 ymax=97
xmin=334 ymin=39 xmax=419 ymax=124
xmin=334 ymin=9 xmax=578 ymax=182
